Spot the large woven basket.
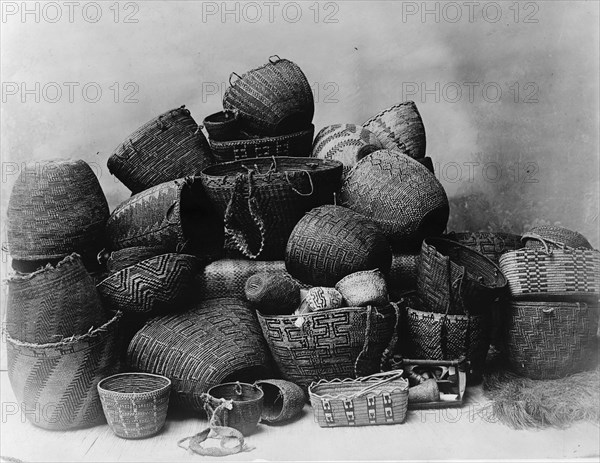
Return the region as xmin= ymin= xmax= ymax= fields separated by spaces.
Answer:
xmin=201 ymin=157 xmax=342 ymax=260
xmin=223 ymin=56 xmax=314 ymax=136
xmin=209 ymin=125 xmax=314 ymax=164
xmin=7 ymin=159 xmax=109 ymax=261
xmin=499 ymin=247 xmax=600 ymax=303
xmin=107 ymin=106 xmax=213 ymax=194
xmin=285 ymin=205 xmax=392 ymax=287
xmin=97 ymin=253 xmax=199 ymax=315
xmin=340 ymin=150 xmax=449 ymax=250
xmin=505 ymin=301 xmax=598 ymax=379
xmin=127 ymin=298 xmax=272 ymax=410
xmin=6 ymin=312 xmax=122 ymax=430
xmin=7 ymin=253 xmax=107 ymax=344
xmin=522 ymin=226 xmax=593 ymax=250
xmin=257 ymin=304 xmax=399 ymax=389
xmin=417 ymin=237 xmax=508 ymax=315
xmin=443 ymin=231 xmax=523 ymax=264
xmin=362 ymin=101 xmax=426 ymax=159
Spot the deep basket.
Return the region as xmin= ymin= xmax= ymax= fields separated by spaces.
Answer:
xmin=443 ymin=231 xmax=523 ymax=265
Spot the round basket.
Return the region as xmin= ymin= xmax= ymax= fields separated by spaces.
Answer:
xmin=98 ymin=372 xmax=171 ymax=439
xmin=223 ymin=56 xmax=314 ymax=136
xmin=335 ymin=269 xmax=389 ymax=307
xmin=200 ymin=157 xmax=342 ymax=260
xmin=7 ymin=253 xmax=107 ymax=344
xmin=105 ymin=246 xmax=170 ymax=274
xmin=107 ymin=106 xmax=214 ymax=194
xmin=127 ymin=298 xmax=272 ymax=410
xmin=505 ymin=301 xmax=598 ymax=379
xmin=387 ymin=254 xmax=420 ymax=299
xmin=7 ymin=159 xmax=109 ymax=261
xmin=244 ymin=272 xmax=301 ymax=315
xmin=443 ymin=231 xmax=523 ymax=264
xmin=362 ymin=101 xmax=426 ymax=159
xmin=254 ymin=379 xmax=306 ymax=424
xmin=207 ymin=382 xmax=264 ymax=436
xmin=97 ymin=253 xmax=199 ymax=315
xmin=417 ymin=237 xmax=508 ymax=315
xmin=522 ymin=226 xmax=593 ymax=250
xmin=285 ymin=205 xmax=392 ymax=287
xmin=6 ymin=312 xmax=122 ymax=430
xmin=203 ymin=110 xmax=241 ymax=142
xmin=340 ymin=150 xmax=449 ymax=251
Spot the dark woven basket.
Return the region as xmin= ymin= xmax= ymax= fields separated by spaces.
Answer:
xmin=203 ymin=110 xmax=241 ymax=142
xmin=7 ymin=159 xmax=109 ymax=261
xmin=362 ymin=101 xmax=426 ymax=159
xmin=105 ymin=246 xmax=169 ymax=274
xmin=6 ymin=312 xmax=122 ymax=430
xmin=443 ymin=231 xmax=523 ymax=264
xmin=127 ymin=298 xmax=272 ymax=410
xmin=201 ymin=157 xmax=343 ymax=260
xmin=97 ymin=253 xmax=199 ymax=315
xmin=522 ymin=226 xmax=593 ymax=250
xmin=223 ymin=56 xmax=314 ymax=136
xmin=207 ymin=382 xmax=264 ymax=436
xmin=417 ymin=237 xmax=508 ymax=315
xmin=245 ymin=272 xmax=301 ymax=315
xmin=505 ymin=301 xmax=598 ymax=379
xmin=107 ymin=106 xmax=213 ymax=194
xmin=257 ymin=303 xmax=399 ymax=389
xmin=7 ymin=253 xmax=107 ymax=344
xmin=254 ymin=379 xmax=306 ymax=424
xmin=209 ymin=125 xmax=314 ymax=164
xmin=340 ymin=150 xmax=449 ymax=250
xmin=387 ymin=254 xmax=420 ymax=299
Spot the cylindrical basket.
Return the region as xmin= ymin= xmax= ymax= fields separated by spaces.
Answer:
xmin=443 ymin=231 xmax=523 ymax=265
xmin=206 ymin=382 xmax=264 ymax=436
xmin=254 ymin=379 xmax=306 ymax=424
xmin=203 ymin=110 xmax=241 ymax=142
xmin=522 ymin=226 xmax=593 ymax=250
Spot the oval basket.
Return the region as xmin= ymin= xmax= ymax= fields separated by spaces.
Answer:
xmin=443 ymin=231 xmax=523 ymax=265
xmin=107 ymin=106 xmax=213 ymax=194
xmin=335 ymin=269 xmax=389 ymax=307
xmin=522 ymin=226 xmax=593 ymax=250
xmin=7 ymin=159 xmax=109 ymax=261
xmin=254 ymin=379 xmax=306 ymax=424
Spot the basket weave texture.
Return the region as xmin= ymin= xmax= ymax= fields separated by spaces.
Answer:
xmin=335 ymin=269 xmax=389 ymax=307
xmin=443 ymin=231 xmax=522 ymax=264
xmin=106 ymin=246 xmax=169 ymax=274
xmin=523 ymin=226 xmax=593 ymax=250
xmin=387 ymin=254 xmax=420 ymax=298
xmin=203 ymin=110 xmax=240 ymax=142
xmin=254 ymin=379 xmax=306 ymax=424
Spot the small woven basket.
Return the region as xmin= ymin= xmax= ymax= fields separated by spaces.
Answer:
xmin=308 ymin=370 xmax=409 ymax=427
xmin=443 ymin=231 xmax=523 ymax=264
xmin=98 ymin=372 xmax=171 ymax=439
xmin=203 ymin=110 xmax=241 ymax=142
xmin=522 ymin=226 xmax=593 ymax=250
xmin=206 ymin=382 xmax=264 ymax=436
xmin=107 ymin=106 xmax=213 ymax=194
xmin=335 ymin=269 xmax=389 ymax=307
xmin=362 ymin=101 xmax=426 ymax=159
xmin=387 ymin=254 xmax=420 ymax=299
xmin=254 ymin=379 xmax=306 ymax=424
xmin=7 ymin=159 xmax=109 ymax=261
xmin=245 ymin=272 xmax=301 ymax=315
xmin=505 ymin=301 xmax=599 ymax=379
xmin=105 ymin=246 xmax=170 ymax=274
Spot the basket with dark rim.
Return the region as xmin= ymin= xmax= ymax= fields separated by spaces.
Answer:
xmin=443 ymin=231 xmax=523 ymax=264
xmin=417 ymin=237 xmax=508 ymax=315
xmin=107 ymin=106 xmax=214 ymax=194
xmin=254 ymin=379 xmax=306 ymax=424
xmin=522 ymin=226 xmax=593 ymax=250
xmin=200 ymin=157 xmax=343 ymax=260
xmin=223 ymin=56 xmax=314 ymax=136
xmin=7 ymin=159 xmax=109 ymax=262
xmin=505 ymin=301 xmax=599 ymax=380
xmin=97 ymin=372 xmax=171 ymax=439
xmin=127 ymin=298 xmax=272 ymax=410
xmin=104 ymin=245 xmax=170 ymax=274
xmin=202 ymin=110 xmax=241 ymax=142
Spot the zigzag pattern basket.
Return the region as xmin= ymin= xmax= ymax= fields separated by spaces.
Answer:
xmin=443 ymin=231 xmax=523 ymax=264
xmin=105 ymin=246 xmax=169 ymax=274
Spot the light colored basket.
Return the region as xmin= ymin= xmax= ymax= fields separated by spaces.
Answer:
xmin=335 ymin=269 xmax=389 ymax=307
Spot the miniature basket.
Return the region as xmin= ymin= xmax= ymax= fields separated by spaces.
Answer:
xmin=522 ymin=226 xmax=593 ymax=250
xmin=7 ymin=159 xmax=109 ymax=261
xmin=505 ymin=301 xmax=599 ymax=379
xmin=285 ymin=205 xmax=392 ymax=287
xmin=443 ymin=231 xmax=523 ymax=264
xmin=363 ymin=101 xmax=426 ymax=159
xmin=308 ymin=370 xmax=409 ymax=427
xmin=98 ymin=372 xmax=171 ymax=439
xmin=203 ymin=110 xmax=241 ymax=141
xmin=105 ymin=246 xmax=169 ymax=274
xmin=254 ymin=379 xmax=306 ymax=424
xmin=335 ymin=269 xmax=389 ymax=307
xmin=340 ymin=150 xmax=449 ymax=250
xmin=107 ymin=106 xmax=213 ymax=194
xmin=206 ymin=382 xmax=264 ymax=436
xmin=387 ymin=254 xmax=420 ymax=299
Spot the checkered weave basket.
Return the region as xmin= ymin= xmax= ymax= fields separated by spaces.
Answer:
xmin=443 ymin=231 xmax=523 ymax=265
xmin=107 ymin=106 xmax=213 ymax=194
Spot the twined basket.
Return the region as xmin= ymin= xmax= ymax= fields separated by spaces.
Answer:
xmin=105 ymin=246 xmax=169 ymax=273
xmin=257 ymin=304 xmax=399 ymax=389
xmin=7 ymin=253 xmax=107 ymax=344
xmin=254 ymin=379 xmax=306 ymax=424
xmin=202 ymin=110 xmax=240 ymax=142
xmin=362 ymin=101 xmax=426 ymax=159
xmin=522 ymin=226 xmax=593 ymax=250
xmin=7 ymin=159 xmax=109 ymax=262
xmin=127 ymin=298 xmax=272 ymax=410
xmin=6 ymin=312 xmax=122 ymax=430
xmin=505 ymin=301 xmax=599 ymax=379
xmin=387 ymin=254 xmax=420 ymax=298
xmin=223 ymin=56 xmax=314 ymax=136
xmin=201 ymin=157 xmax=343 ymax=260
xmin=340 ymin=150 xmax=449 ymax=250
xmin=443 ymin=231 xmax=523 ymax=264
xmin=107 ymin=106 xmax=213 ymax=194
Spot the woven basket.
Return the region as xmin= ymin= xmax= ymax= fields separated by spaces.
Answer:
xmin=363 ymin=101 xmax=426 ymax=159
xmin=97 ymin=253 xmax=199 ymax=315
xmin=335 ymin=269 xmax=389 ymax=307
xmin=308 ymin=370 xmax=409 ymax=427
xmin=201 ymin=157 xmax=342 ymax=260
xmin=6 ymin=312 xmax=122 ymax=430
xmin=7 ymin=159 xmax=109 ymax=261
xmin=340 ymin=150 xmax=449 ymax=250
xmin=285 ymin=205 xmax=392 ymax=287
xmin=127 ymin=298 xmax=272 ymax=410
xmin=387 ymin=254 xmax=419 ymax=299
xmin=206 ymin=382 xmax=264 ymax=436
xmin=105 ymin=246 xmax=169 ymax=274
xmin=254 ymin=379 xmax=306 ymax=424
xmin=505 ymin=301 xmax=599 ymax=379
xmin=523 ymin=226 xmax=593 ymax=250
xmin=98 ymin=372 xmax=171 ymax=439
xmin=416 ymin=156 xmax=434 ymax=174
xmin=443 ymin=231 xmax=523 ymax=264
xmin=209 ymin=125 xmax=314 ymax=164
xmin=499 ymin=247 xmax=600 ymax=303
xmin=203 ymin=110 xmax=241 ymax=142
xmin=417 ymin=238 xmax=508 ymax=315
xmin=107 ymin=106 xmax=213 ymax=194
xmin=223 ymin=56 xmax=314 ymax=136
xmin=245 ymin=272 xmax=301 ymax=315
xmin=257 ymin=304 xmax=399 ymax=389
xmin=7 ymin=253 xmax=107 ymax=344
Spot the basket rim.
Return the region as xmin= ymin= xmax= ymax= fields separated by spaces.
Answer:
xmin=335 ymin=268 xmax=385 ymax=286
xmin=363 ymin=100 xmax=419 ymax=127
xmin=201 ymin=156 xmax=342 ymax=178
xmin=308 ymin=373 xmax=409 ymax=400
xmin=7 ymin=253 xmax=83 ymax=283
xmin=507 ymin=301 xmax=592 ymax=309
xmin=97 ymin=372 xmax=172 ymax=397
xmin=209 ymin=124 xmax=314 ymax=148
xmin=207 ymin=381 xmax=264 ymax=402
xmin=500 ymin=247 xmax=600 ymax=261
xmin=97 ymin=253 xmax=197 ymax=286
xmin=256 ymin=305 xmax=375 ymax=321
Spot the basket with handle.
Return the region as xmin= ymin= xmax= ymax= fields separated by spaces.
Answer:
xmin=107 ymin=106 xmax=214 ymax=194
xmin=443 ymin=231 xmax=523 ymax=265
xmin=308 ymin=370 xmax=409 ymax=427
xmin=205 ymin=382 xmax=264 ymax=436
xmin=522 ymin=226 xmax=593 ymax=250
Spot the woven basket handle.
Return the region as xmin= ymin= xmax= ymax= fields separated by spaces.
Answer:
xmin=521 ymin=232 xmax=565 ymax=254
xmin=229 ymin=72 xmax=242 ymax=86
xmin=268 ymin=55 xmax=281 ymax=63
xmin=285 ymin=170 xmax=315 ymax=197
